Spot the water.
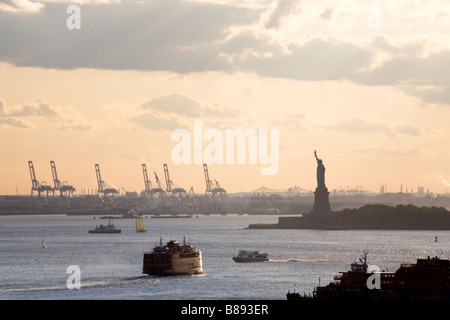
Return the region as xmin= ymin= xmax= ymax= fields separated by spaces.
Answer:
xmin=0 ymin=214 xmax=448 ymax=300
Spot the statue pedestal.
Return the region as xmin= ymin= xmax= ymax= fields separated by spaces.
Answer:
xmin=312 ymin=187 xmax=331 ymax=218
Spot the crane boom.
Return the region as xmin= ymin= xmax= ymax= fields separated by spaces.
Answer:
xmin=50 ymin=160 xmax=61 ymax=190
xmin=142 ymin=164 xmax=152 ymax=192
xmin=153 ymin=172 xmax=164 ymax=190
xmin=203 ymin=163 xmax=213 ymax=193
xmin=28 ymin=161 xmax=39 ymax=191
xmin=95 ymin=163 xmax=105 ymax=193
xmin=163 ymin=163 xmax=172 ymax=193
xmin=163 ymin=164 xmax=186 ymax=197
xmin=95 ymin=163 xmax=118 ymax=197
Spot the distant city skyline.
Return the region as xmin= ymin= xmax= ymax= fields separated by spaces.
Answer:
xmin=1 ymin=0 xmax=450 ymax=196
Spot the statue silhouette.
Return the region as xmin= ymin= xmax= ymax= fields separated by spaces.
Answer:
xmin=312 ymin=150 xmax=331 ymax=218
xmin=314 ymin=150 xmax=325 ymax=189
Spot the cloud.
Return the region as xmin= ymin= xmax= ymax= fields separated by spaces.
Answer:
xmin=0 ymin=1 xmax=370 ymax=81
xmin=3 ymin=98 xmax=58 ymax=117
xmin=270 ymin=112 xmax=306 ymax=131
xmin=0 ymin=0 xmax=45 ymax=13
xmin=1 ymin=0 xmax=450 ymax=107
xmin=347 ymin=146 xmax=424 ymax=157
xmin=0 ymin=1 xmax=255 ymax=71
xmin=129 ymin=94 xmax=197 ymax=131
xmin=0 ymin=98 xmax=93 ymax=130
xmin=238 ymin=38 xmax=372 ymax=81
xmin=319 ymin=7 xmax=333 ymax=20
xmin=394 ymin=124 xmax=426 ymax=136
xmin=129 ymin=112 xmax=183 ymax=131
xmin=142 ymin=94 xmax=203 ymax=117
xmin=0 ymin=117 xmax=32 ymax=128
xmin=129 ymin=93 xmax=245 ymax=131
xmin=265 ymin=0 xmax=299 ymax=29
xmin=325 ymin=119 xmax=395 ymax=137
xmin=324 ymin=119 xmax=432 ymax=138
xmin=353 ymin=50 xmax=450 ymax=86
xmin=403 ymin=85 xmax=450 ymax=106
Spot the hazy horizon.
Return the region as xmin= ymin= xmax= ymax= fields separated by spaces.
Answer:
xmin=1 ymin=0 xmax=450 ymax=196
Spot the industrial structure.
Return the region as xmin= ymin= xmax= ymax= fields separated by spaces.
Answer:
xmin=142 ymin=163 xmax=164 ymax=198
xmin=152 ymin=171 xmax=166 ymax=198
xmin=95 ymin=163 xmax=119 ymax=198
xmin=50 ymin=161 xmax=75 ymax=197
xmin=203 ymin=163 xmax=227 ymax=213
xmin=1 ymin=158 xmax=448 ymax=217
xmin=28 ymin=161 xmax=53 ymax=197
xmin=163 ymin=163 xmax=186 ymax=198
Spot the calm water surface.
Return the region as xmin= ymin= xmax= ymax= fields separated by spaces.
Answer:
xmin=0 ymin=214 xmax=448 ymax=300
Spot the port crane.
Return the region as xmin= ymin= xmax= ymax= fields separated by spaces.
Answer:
xmin=141 ymin=163 xmax=164 ymax=198
xmin=203 ymin=163 xmax=213 ymax=195
xmin=152 ymin=171 xmax=166 ymax=198
xmin=50 ymin=160 xmax=75 ymax=197
xmin=142 ymin=163 xmax=152 ymax=197
xmin=163 ymin=163 xmax=186 ymax=198
xmin=203 ymin=163 xmax=227 ymax=213
xmin=203 ymin=164 xmax=226 ymax=196
xmin=28 ymin=161 xmax=53 ymax=197
xmin=95 ymin=163 xmax=119 ymax=198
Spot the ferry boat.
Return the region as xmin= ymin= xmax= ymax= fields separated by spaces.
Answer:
xmin=142 ymin=237 xmax=203 ymax=276
xmin=232 ymin=250 xmax=269 ymax=263
xmin=287 ymin=251 xmax=450 ymax=300
xmin=88 ymin=219 xmax=121 ymax=234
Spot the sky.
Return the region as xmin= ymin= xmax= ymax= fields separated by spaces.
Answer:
xmin=1 ymin=0 xmax=450 ymax=195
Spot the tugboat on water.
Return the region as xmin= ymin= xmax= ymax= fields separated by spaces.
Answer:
xmin=142 ymin=237 xmax=203 ymax=276
xmin=88 ymin=219 xmax=121 ymax=234
xmin=232 ymin=250 xmax=269 ymax=263
xmin=287 ymin=251 xmax=450 ymax=300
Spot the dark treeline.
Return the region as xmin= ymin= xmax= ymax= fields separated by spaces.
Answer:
xmin=334 ymin=204 xmax=450 ymax=229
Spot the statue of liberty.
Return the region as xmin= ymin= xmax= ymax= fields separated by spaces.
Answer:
xmin=312 ymin=150 xmax=331 ymax=219
xmin=314 ymin=150 xmax=326 ymax=189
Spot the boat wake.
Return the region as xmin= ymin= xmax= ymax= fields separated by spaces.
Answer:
xmin=1 ymin=276 xmax=159 ymax=293
xmin=269 ymin=258 xmax=346 ymax=263
xmin=268 ymin=259 xmax=304 ymax=263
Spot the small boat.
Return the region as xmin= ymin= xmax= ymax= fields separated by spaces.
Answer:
xmin=135 ymin=216 xmax=147 ymax=232
xmin=42 ymin=237 xmax=47 ymax=248
xmin=232 ymin=250 xmax=269 ymax=263
xmin=88 ymin=219 xmax=121 ymax=234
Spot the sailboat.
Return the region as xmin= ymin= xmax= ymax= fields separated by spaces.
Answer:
xmin=42 ymin=237 xmax=47 ymax=248
xmin=135 ymin=216 xmax=147 ymax=233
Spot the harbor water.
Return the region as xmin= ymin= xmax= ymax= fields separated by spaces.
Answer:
xmin=0 ymin=214 xmax=448 ymax=300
